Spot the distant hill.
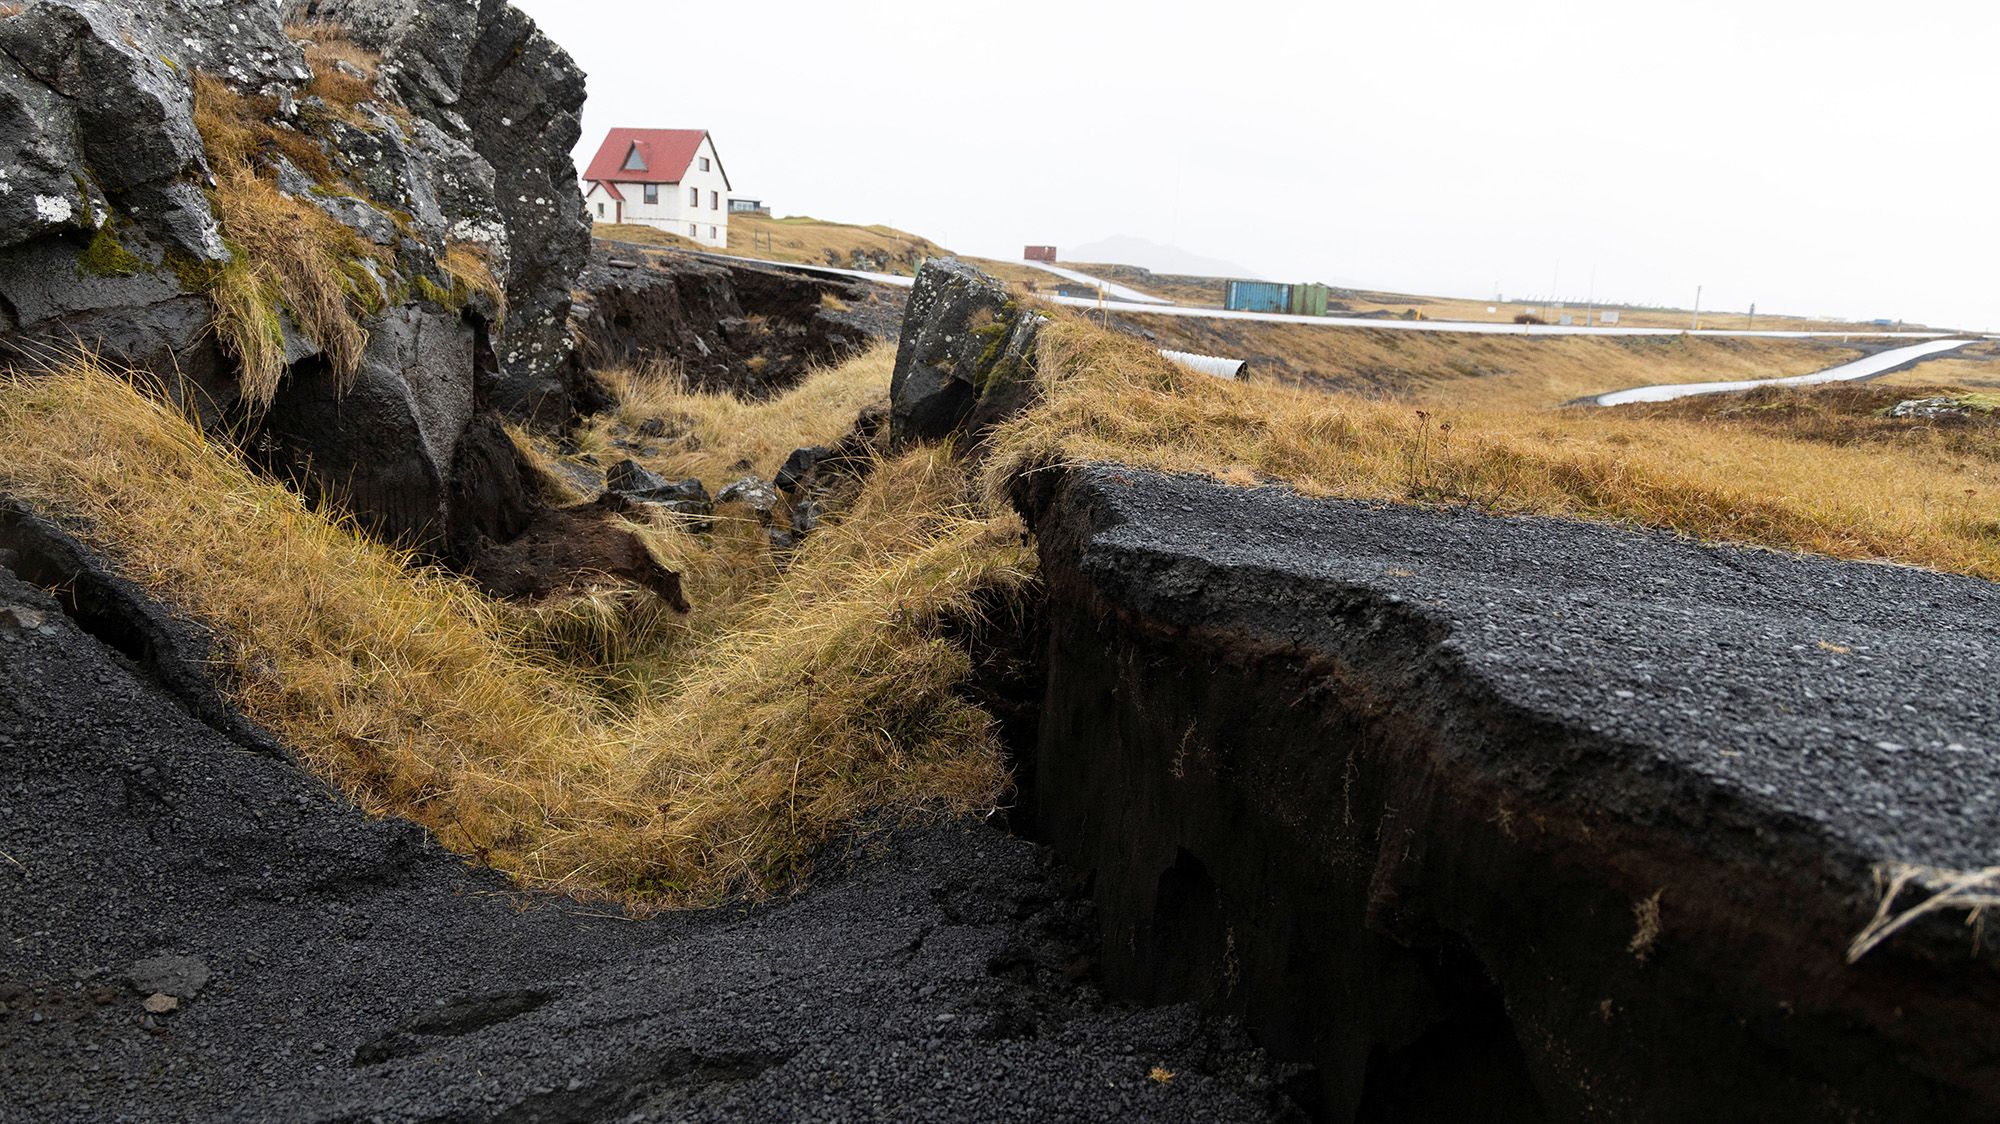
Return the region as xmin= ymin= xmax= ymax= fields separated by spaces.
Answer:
xmin=1064 ymin=235 xmax=1263 ymax=280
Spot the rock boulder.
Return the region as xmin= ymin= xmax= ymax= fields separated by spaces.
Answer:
xmin=888 ymin=259 xmax=1044 ymax=446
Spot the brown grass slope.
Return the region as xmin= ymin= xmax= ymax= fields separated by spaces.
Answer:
xmin=1115 ymin=313 xmax=1865 ymax=404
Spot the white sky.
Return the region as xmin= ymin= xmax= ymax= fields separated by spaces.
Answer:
xmin=512 ymin=0 xmax=1999 ymax=329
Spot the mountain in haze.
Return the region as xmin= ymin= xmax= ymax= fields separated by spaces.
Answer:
xmin=1063 ymin=235 xmax=1263 ymax=280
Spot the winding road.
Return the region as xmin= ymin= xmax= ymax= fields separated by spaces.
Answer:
xmin=1584 ymin=337 xmax=1978 ymax=406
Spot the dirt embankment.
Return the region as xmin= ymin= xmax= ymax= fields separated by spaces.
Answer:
xmin=575 ymin=241 xmax=905 ymax=396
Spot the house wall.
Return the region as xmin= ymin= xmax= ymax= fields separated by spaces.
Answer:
xmin=588 ymin=136 xmax=733 ymax=249
xmin=584 ymin=181 xmax=622 ymax=225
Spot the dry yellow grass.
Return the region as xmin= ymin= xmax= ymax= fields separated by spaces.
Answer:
xmin=586 ymin=342 xmax=894 ymax=485
xmin=1870 ymin=342 xmax=2000 ymax=390
xmin=1118 ymin=312 xmax=1864 ymax=406
xmin=591 ymin=222 xmax=704 ymax=252
xmin=727 ymin=212 xmax=945 ymax=275
xmin=192 ymin=73 xmax=370 ymax=406
xmin=439 ymin=241 xmax=506 ymax=319
xmin=0 ymin=354 xmax=1028 ymax=905
xmin=985 ymin=316 xmax=2000 ymax=579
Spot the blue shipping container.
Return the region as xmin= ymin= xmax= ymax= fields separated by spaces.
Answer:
xmin=1224 ymin=280 xmax=1291 ymax=313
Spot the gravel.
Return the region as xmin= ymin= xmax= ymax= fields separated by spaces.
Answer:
xmin=0 ymin=566 xmax=1288 ymax=1123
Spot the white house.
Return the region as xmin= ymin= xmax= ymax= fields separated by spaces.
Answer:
xmin=582 ymin=128 xmax=733 ymax=250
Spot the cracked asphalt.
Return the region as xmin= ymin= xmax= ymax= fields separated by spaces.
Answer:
xmin=1072 ymin=467 xmax=2000 ymax=875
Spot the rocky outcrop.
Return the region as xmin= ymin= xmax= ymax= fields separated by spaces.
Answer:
xmin=0 ymin=0 xmax=677 ymax=606
xmin=0 ymin=0 xmax=295 ymax=402
xmin=573 ymin=244 xmax=875 ymax=397
xmin=285 ymin=0 xmax=594 ymax=423
xmin=1015 ymin=465 xmax=2000 ymax=1121
xmin=889 ymin=259 xmax=1044 ymax=446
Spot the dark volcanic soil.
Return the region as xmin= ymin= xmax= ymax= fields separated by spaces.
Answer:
xmin=0 ymin=563 xmax=1289 ymax=1123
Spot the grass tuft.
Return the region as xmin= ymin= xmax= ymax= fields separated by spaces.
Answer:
xmin=192 ymin=73 xmax=372 ymax=407
xmin=439 ymin=242 xmax=506 ymax=319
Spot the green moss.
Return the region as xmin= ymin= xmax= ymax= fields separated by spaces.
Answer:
xmin=165 ymin=248 xmax=228 ymax=293
xmin=971 ymin=319 xmax=1013 ymax=392
xmin=78 ymin=224 xmax=146 ymax=278
xmin=414 ymin=274 xmax=464 ymax=311
xmin=339 ymin=257 xmax=392 ymax=316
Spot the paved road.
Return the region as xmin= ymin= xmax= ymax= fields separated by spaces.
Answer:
xmin=1067 ymin=466 xmax=2000 ymax=876
xmin=693 ymin=250 xmax=1952 ymax=342
xmin=1020 ymin=261 xmax=1172 ymax=304
xmin=1586 ymin=337 xmax=1979 ymax=406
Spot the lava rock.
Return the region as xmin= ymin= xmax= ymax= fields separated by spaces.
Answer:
xmin=570 ymin=245 xmax=871 ymax=397
xmin=1890 ymin=396 xmax=1976 ymax=419
xmin=888 ymin=259 xmax=1046 ymax=446
xmin=291 ymin=0 xmax=592 ymax=424
xmin=717 ymin=476 xmax=781 ymax=520
xmin=256 ymin=306 xmax=478 ymax=554
xmin=605 ymin=459 xmax=713 ymax=517
xmin=774 ymin=446 xmax=831 ymax=495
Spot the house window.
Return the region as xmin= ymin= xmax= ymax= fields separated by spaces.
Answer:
xmin=595 ymin=202 xmax=605 ymax=217
xmin=700 ymin=157 xmax=711 ymax=172
xmin=689 ymin=187 xmax=699 ymax=206
xmin=643 ymin=183 xmax=659 ymax=205
xmin=623 ymin=144 xmax=646 ymax=172
xmin=688 ymin=223 xmax=697 ymax=236
xmin=710 ymin=190 xmax=719 ymax=210
xmin=708 ymin=225 xmax=717 ymax=239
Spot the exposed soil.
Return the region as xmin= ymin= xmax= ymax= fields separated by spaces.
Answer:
xmin=573 ymin=242 xmax=892 ymax=397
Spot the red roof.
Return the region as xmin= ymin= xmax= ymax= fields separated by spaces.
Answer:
xmin=583 ymin=128 xmax=724 ymax=188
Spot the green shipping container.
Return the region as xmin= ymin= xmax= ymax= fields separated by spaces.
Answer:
xmin=1288 ymin=283 xmax=1329 ymax=317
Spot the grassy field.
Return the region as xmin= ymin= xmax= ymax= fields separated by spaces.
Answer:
xmin=1871 ymin=341 xmax=2000 ymax=389
xmin=724 ymin=213 xmax=946 ymax=275
xmin=1104 ymin=312 xmax=1866 ymax=405
xmin=591 ymin=222 xmax=705 ymax=252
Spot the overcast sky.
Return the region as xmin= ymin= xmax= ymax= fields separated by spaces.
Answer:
xmin=512 ymin=0 xmax=1997 ymax=329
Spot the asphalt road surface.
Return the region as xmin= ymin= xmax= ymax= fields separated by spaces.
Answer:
xmin=1020 ymin=261 xmax=1172 ymax=304
xmin=1586 ymin=337 xmax=1979 ymax=405
xmin=1072 ymin=467 xmax=2000 ymax=876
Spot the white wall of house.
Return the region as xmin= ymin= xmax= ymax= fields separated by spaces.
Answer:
xmin=586 ymin=136 xmax=732 ymax=249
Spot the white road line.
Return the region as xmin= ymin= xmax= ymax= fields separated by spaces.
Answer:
xmin=1019 ymin=261 xmax=1172 ymax=304
xmin=1585 ymin=338 xmax=1978 ymax=406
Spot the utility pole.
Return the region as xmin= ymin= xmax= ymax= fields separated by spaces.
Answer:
xmin=1747 ymin=302 xmax=1756 ymax=331
xmin=1586 ymin=265 xmax=1597 ymax=328
xmin=1691 ymin=285 xmax=1702 ymax=331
